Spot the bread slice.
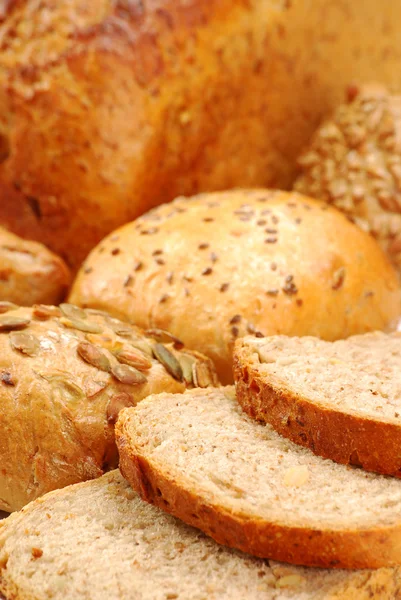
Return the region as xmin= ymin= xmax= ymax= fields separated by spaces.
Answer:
xmin=1 ymin=471 xmax=401 ymax=600
xmin=116 ymin=386 xmax=401 ymax=570
xmin=234 ymin=333 xmax=401 ymax=477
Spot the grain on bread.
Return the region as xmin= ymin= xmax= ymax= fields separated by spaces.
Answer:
xmin=70 ymin=189 xmax=401 ymax=383
xmin=0 ymin=227 xmax=70 ymax=305
xmin=1 ymin=470 xmax=401 ymax=600
xmin=0 ymin=303 xmax=217 ymax=512
xmin=116 ymin=386 xmax=401 ymax=570
xmin=294 ymin=84 xmax=401 ymax=274
xmin=234 ymin=332 xmax=401 ymax=477
xmin=2 ymin=2 xmax=401 ymax=267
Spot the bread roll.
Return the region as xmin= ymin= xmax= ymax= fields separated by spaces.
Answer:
xmin=70 ymin=189 xmax=401 ymax=383
xmin=0 ymin=227 xmax=70 ymax=306
xmin=294 ymin=84 xmax=401 ymax=275
xmin=0 ymin=303 xmax=217 ymax=511
xmin=1 ymin=1 xmax=401 ymax=268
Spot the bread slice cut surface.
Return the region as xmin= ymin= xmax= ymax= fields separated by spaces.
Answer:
xmin=116 ymin=386 xmax=401 ymax=570
xmin=3 ymin=471 xmax=400 ymax=600
xmin=234 ymin=333 xmax=401 ymax=477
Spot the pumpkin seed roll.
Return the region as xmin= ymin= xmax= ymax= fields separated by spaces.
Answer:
xmin=0 ymin=303 xmax=218 ymax=512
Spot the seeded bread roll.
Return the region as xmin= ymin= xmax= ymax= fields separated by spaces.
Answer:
xmin=0 ymin=303 xmax=217 ymax=512
xmin=2 ymin=2 xmax=401 ymax=268
xmin=70 ymin=190 xmax=401 ymax=383
xmin=117 ymin=387 xmax=401 ymax=570
xmin=234 ymin=332 xmax=401 ymax=477
xmin=0 ymin=227 xmax=70 ymax=306
xmin=294 ymin=84 xmax=401 ymax=275
xmin=2 ymin=472 xmax=401 ymax=600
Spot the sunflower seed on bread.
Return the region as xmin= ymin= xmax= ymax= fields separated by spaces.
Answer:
xmin=294 ymin=84 xmax=401 ymax=276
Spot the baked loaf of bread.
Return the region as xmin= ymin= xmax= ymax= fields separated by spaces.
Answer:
xmin=294 ymin=85 xmax=401 ymax=274
xmin=117 ymin=387 xmax=401 ymax=570
xmin=0 ymin=303 xmax=217 ymax=512
xmin=234 ymin=332 xmax=401 ymax=477
xmin=1 ymin=471 xmax=400 ymax=600
xmin=70 ymin=190 xmax=401 ymax=383
xmin=0 ymin=227 xmax=70 ymax=305
xmin=2 ymin=2 xmax=401 ymax=267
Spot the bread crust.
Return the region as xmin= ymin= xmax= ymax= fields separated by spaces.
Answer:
xmin=0 ymin=304 xmax=217 ymax=511
xmin=2 ymin=1 xmax=401 ymax=267
xmin=117 ymin=412 xmax=401 ymax=570
xmin=233 ymin=338 xmax=401 ymax=477
xmin=0 ymin=227 xmax=70 ymax=305
xmin=70 ymin=190 xmax=401 ymax=383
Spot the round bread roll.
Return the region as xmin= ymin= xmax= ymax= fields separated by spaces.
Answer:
xmin=294 ymin=84 xmax=401 ymax=275
xmin=0 ymin=227 xmax=70 ymax=306
xmin=0 ymin=303 xmax=218 ymax=512
xmin=1 ymin=2 xmax=401 ymax=268
xmin=69 ymin=190 xmax=401 ymax=383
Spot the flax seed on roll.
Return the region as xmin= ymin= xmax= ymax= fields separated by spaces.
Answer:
xmin=69 ymin=189 xmax=401 ymax=383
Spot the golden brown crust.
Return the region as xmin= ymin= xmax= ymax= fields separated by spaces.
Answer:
xmin=2 ymin=2 xmax=401 ymax=267
xmin=117 ymin=414 xmax=401 ymax=570
xmin=233 ymin=340 xmax=401 ymax=477
xmin=0 ymin=304 xmax=217 ymax=511
xmin=70 ymin=190 xmax=401 ymax=384
xmin=0 ymin=227 xmax=70 ymax=305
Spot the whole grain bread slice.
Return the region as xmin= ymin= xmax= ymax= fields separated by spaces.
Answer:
xmin=233 ymin=333 xmax=401 ymax=477
xmin=1 ymin=471 xmax=398 ymax=600
xmin=116 ymin=387 xmax=401 ymax=570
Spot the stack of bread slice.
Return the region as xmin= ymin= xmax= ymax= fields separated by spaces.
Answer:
xmin=2 ymin=332 xmax=401 ymax=598
xmin=116 ymin=383 xmax=401 ymax=570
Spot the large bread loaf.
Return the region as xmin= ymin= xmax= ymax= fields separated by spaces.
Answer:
xmin=1 ymin=1 xmax=401 ymax=267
